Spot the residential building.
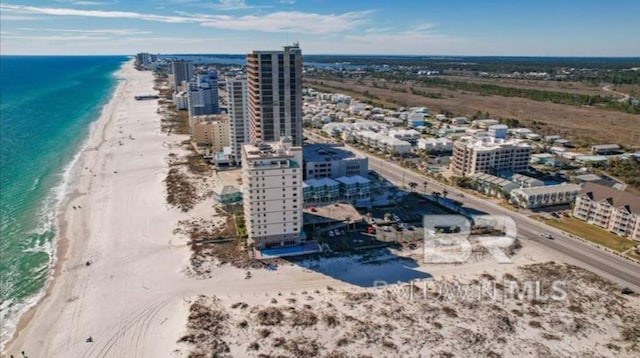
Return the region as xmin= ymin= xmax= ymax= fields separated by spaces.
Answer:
xmin=303 ymin=144 xmax=368 ymax=180
xmin=187 ymin=72 xmax=220 ymax=117
xmin=242 ymin=138 xmax=304 ymax=248
xmin=417 ymin=138 xmax=453 ymax=152
xmin=227 ymin=77 xmax=249 ymax=162
xmin=407 ymin=112 xmax=426 ymax=127
xmin=171 ymin=60 xmax=194 ymax=89
xmin=573 ymin=183 xmax=640 ymax=240
xmin=591 ymin=144 xmax=621 ymax=155
xmin=510 ymin=183 xmax=581 ymax=208
xmin=335 ymin=175 xmax=371 ymax=201
xmin=510 ymin=173 xmax=544 ymax=188
xmin=473 ymin=119 xmax=500 ymax=129
xmin=471 ymin=173 xmax=519 ymax=198
xmin=247 ymin=43 xmax=303 ymax=146
xmin=212 ymin=185 xmax=242 ymax=205
xmin=303 ymin=178 xmax=340 ymax=203
xmin=192 ymin=115 xmax=230 ymax=152
xmin=388 ymin=129 xmax=421 ymax=144
xmin=488 ymin=124 xmax=508 ymax=139
xmin=451 ymin=137 xmax=532 ymax=176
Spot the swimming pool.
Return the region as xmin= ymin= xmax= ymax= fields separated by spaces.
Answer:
xmin=259 ymin=242 xmax=319 ymax=258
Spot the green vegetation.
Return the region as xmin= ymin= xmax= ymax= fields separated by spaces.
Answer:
xmin=408 ymin=76 xmax=640 ymax=113
xmin=602 ymin=157 xmax=640 ymax=191
xmin=536 ymin=216 xmax=637 ymax=252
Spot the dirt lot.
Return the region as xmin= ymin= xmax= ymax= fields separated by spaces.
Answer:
xmin=445 ymin=76 xmax=619 ymax=97
xmin=305 ymin=78 xmax=640 ymax=148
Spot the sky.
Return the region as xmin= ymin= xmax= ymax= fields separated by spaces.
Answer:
xmin=1 ymin=0 xmax=639 ymax=56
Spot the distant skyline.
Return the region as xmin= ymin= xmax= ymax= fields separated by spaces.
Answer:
xmin=1 ymin=0 xmax=639 ymax=56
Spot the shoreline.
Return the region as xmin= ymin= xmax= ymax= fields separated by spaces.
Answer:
xmin=1 ymin=61 xmax=130 ymax=355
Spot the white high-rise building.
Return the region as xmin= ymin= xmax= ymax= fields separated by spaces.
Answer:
xmin=227 ymin=77 xmax=249 ymax=163
xmin=242 ymin=138 xmax=303 ymax=248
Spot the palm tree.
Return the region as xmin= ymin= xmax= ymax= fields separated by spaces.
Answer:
xmin=423 ymin=181 xmax=428 ymax=193
xmin=408 ymin=182 xmax=418 ymax=192
xmin=442 ymin=190 xmax=448 ymax=198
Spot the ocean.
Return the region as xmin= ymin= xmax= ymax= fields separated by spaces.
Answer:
xmin=0 ymin=55 xmax=126 ymax=345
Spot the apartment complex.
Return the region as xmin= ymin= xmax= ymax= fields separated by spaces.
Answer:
xmin=191 ymin=115 xmax=230 ymax=152
xmin=510 ymin=183 xmax=581 ymax=209
xmin=246 ymin=44 xmax=303 ymax=146
xmin=226 ymin=77 xmax=249 ymax=163
xmin=303 ymin=144 xmax=368 ymax=180
xmin=171 ymin=60 xmax=194 ymax=89
xmin=242 ymin=139 xmax=304 ymax=248
xmin=573 ymin=183 xmax=640 ymax=240
xmin=451 ymin=137 xmax=531 ymax=176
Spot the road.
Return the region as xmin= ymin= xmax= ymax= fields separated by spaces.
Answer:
xmin=304 ymin=130 xmax=640 ymax=290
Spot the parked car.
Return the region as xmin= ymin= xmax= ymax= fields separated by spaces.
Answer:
xmin=383 ymin=226 xmax=392 ymax=232
xmin=541 ymin=233 xmax=553 ymax=239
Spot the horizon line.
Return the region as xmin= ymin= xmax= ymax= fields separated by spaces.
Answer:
xmin=2 ymin=53 xmax=640 ymax=59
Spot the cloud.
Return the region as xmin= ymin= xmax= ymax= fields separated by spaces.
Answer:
xmin=18 ymin=27 xmax=152 ymax=35
xmin=2 ymin=34 xmax=112 ymax=41
xmin=199 ymin=11 xmax=371 ymax=34
xmin=0 ymin=3 xmax=371 ymax=34
xmin=0 ymin=14 xmax=49 ymax=21
xmin=280 ymin=0 xmax=296 ymax=4
xmin=55 ymin=0 xmax=118 ymax=5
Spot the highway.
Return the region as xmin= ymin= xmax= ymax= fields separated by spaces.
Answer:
xmin=304 ymin=130 xmax=640 ymax=290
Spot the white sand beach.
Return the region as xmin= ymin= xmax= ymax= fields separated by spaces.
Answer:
xmin=4 ymin=61 xmax=638 ymax=358
xmin=1 ymin=60 xmax=358 ymax=358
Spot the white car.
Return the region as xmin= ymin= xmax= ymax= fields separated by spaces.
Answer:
xmin=541 ymin=233 xmax=553 ymax=239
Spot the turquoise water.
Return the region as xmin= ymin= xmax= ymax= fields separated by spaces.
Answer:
xmin=0 ymin=56 xmax=126 ymax=341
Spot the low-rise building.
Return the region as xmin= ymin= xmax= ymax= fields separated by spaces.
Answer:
xmin=473 ymin=119 xmax=500 ymax=129
xmin=471 ymin=173 xmax=519 ymax=198
xmin=573 ymin=183 xmax=640 ymax=240
xmin=511 ymin=173 xmax=544 ymax=187
xmin=488 ymin=124 xmax=508 ymax=139
xmin=303 ymin=144 xmax=368 ymax=179
xmin=417 ymin=138 xmax=453 ymax=152
xmin=591 ymin=144 xmax=621 ymax=155
xmin=335 ymin=175 xmax=371 ymax=201
xmin=388 ymin=129 xmax=421 ymax=144
xmin=212 ymin=185 xmax=242 ymax=205
xmin=303 ymin=177 xmax=340 ymax=203
xmin=510 ymin=183 xmax=581 ymax=209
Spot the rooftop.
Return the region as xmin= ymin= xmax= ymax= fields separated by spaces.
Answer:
xmin=580 ymin=182 xmax=640 ymax=214
xmin=335 ymin=175 xmax=370 ymax=185
xmin=304 ymin=177 xmax=340 ymax=187
xmin=303 ymin=144 xmax=362 ymax=162
xmin=472 ymin=172 xmax=517 ymax=188
xmin=513 ymin=183 xmax=582 ymax=195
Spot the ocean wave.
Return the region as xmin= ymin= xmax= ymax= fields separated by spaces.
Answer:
xmin=0 ymin=66 xmax=126 ymax=352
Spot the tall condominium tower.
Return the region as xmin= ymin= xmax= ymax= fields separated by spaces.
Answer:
xmin=226 ymin=77 xmax=249 ymax=163
xmin=246 ymin=44 xmax=303 ymax=146
xmin=171 ymin=60 xmax=194 ymax=89
xmin=242 ymin=138 xmax=303 ymax=248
